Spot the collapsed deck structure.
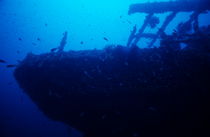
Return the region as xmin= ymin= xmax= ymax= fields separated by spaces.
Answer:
xmin=14 ymin=1 xmax=210 ymax=137
xmin=127 ymin=0 xmax=210 ymax=47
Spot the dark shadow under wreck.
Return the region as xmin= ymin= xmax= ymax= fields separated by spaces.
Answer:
xmin=14 ymin=1 xmax=210 ymax=137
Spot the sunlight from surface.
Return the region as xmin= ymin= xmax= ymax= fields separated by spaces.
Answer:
xmin=0 ymin=0 xmax=209 ymax=54
xmin=0 ymin=0 xmax=173 ymax=53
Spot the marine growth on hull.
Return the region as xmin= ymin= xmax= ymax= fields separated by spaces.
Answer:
xmin=14 ymin=1 xmax=210 ymax=137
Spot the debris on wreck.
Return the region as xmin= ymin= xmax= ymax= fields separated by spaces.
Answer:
xmin=58 ymin=31 xmax=68 ymax=52
xmin=14 ymin=1 xmax=210 ymax=137
xmin=148 ymin=16 xmax=159 ymax=29
xmin=51 ymin=31 xmax=68 ymax=53
xmin=126 ymin=25 xmax=137 ymax=47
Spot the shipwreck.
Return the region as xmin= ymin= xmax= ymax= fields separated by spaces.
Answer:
xmin=14 ymin=1 xmax=210 ymax=137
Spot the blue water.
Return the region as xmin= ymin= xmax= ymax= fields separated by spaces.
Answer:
xmin=0 ymin=0 xmax=210 ymax=137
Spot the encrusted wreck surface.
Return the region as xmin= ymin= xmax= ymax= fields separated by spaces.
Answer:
xmin=14 ymin=44 xmax=210 ymax=137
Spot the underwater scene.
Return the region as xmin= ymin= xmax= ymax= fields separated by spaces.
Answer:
xmin=0 ymin=0 xmax=210 ymax=137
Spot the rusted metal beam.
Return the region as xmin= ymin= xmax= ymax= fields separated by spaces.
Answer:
xmin=130 ymin=13 xmax=154 ymax=46
xmin=148 ymin=12 xmax=177 ymax=47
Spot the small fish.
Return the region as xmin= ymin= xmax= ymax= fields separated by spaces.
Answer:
xmin=44 ymin=23 xmax=48 ymax=27
xmin=6 ymin=64 xmax=17 ymax=68
xmin=80 ymin=41 xmax=84 ymax=45
xmin=37 ymin=38 xmax=41 ymax=41
xmin=0 ymin=59 xmax=6 ymax=63
xmin=103 ymin=37 xmax=109 ymax=41
xmin=18 ymin=38 xmax=22 ymax=41
xmin=51 ymin=48 xmax=57 ymax=52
